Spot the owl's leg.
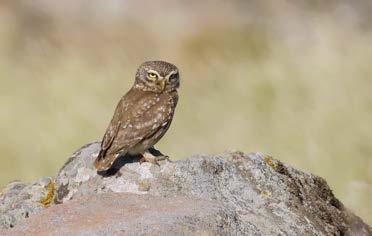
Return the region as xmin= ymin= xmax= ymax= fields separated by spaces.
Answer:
xmin=139 ymin=150 xmax=170 ymax=165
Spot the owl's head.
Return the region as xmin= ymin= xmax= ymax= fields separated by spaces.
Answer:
xmin=134 ymin=61 xmax=180 ymax=93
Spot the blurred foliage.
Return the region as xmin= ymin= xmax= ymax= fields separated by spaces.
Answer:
xmin=0 ymin=0 xmax=371 ymax=224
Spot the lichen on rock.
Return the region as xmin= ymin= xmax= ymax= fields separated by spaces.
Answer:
xmin=0 ymin=177 xmax=54 ymax=229
xmin=38 ymin=181 xmax=55 ymax=207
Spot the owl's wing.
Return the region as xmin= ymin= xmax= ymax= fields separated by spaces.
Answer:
xmin=94 ymin=89 xmax=132 ymax=171
xmin=101 ymin=110 xmax=121 ymax=152
xmin=94 ymin=90 xmax=177 ymax=171
xmin=111 ymin=92 xmax=177 ymax=153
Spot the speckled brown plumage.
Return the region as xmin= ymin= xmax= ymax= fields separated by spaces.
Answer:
xmin=94 ymin=61 xmax=179 ymax=171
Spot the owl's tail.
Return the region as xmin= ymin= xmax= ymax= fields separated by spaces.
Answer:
xmin=93 ymin=150 xmax=116 ymax=172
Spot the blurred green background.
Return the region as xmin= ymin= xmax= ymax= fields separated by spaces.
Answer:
xmin=0 ymin=0 xmax=371 ymax=224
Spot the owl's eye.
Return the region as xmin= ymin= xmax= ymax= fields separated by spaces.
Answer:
xmin=168 ymin=73 xmax=178 ymax=82
xmin=147 ymin=72 xmax=158 ymax=80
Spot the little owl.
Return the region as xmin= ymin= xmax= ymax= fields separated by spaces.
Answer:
xmin=94 ymin=61 xmax=180 ymax=171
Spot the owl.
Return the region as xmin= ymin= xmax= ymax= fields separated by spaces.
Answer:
xmin=93 ymin=61 xmax=180 ymax=171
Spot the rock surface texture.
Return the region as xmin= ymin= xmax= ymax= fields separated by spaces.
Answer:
xmin=1 ymin=142 xmax=371 ymax=235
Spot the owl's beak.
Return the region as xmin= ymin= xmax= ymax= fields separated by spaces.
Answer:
xmin=159 ymin=79 xmax=166 ymax=91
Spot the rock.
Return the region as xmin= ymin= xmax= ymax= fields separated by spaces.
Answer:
xmin=0 ymin=177 xmax=54 ymax=229
xmin=1 ymin=193 xmax=242 ymax=236
xmin=1 ymin=142 xmax=371 ymax=235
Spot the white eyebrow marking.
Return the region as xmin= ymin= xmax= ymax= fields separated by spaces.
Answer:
xmin=165 ymin=70 xmax=178 ymax=80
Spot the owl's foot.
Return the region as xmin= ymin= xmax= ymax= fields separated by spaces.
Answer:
xmin=139 ymin=151 xmax=170 ymax=165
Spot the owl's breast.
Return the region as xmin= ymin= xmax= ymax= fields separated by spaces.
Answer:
xmin=124 ymin=92 xmax=178 ymax=155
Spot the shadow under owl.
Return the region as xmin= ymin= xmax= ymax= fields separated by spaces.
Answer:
xmin=97 ymin=147 xmax=169 ymax=177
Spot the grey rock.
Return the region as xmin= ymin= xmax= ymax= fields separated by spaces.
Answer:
xmin=0 ymin=177 xmax=54 ymax=229
xmin=2 ymin=193 xmax=244 ymax=236
xmin=1 ymin=142 xmax=371 ymax=235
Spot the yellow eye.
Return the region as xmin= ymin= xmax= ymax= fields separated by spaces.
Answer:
xmin=147 ymin=72 xmax=158 ymax=80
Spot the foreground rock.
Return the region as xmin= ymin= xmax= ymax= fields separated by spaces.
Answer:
xmin=4 ymin=193 xmax=239 ymax=236
xmin=1 ymin=142 xmax=371 ymax=235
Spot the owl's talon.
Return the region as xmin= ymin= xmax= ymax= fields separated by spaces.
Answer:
xmin=139 ymin=152 xmax=169 ymax=165
xmin=163 ymin=155 xmax=172 ymax=162
xmin=139 ymin=157 xmax=146 ymax=164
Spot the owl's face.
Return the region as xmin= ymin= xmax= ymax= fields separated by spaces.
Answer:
xmin=134 ymin=61 xmax=180 ymax=93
